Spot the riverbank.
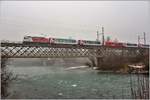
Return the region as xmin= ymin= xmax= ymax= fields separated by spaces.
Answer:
xmin=93 ymin=69 xmax=149 ymax=75
xmin=86 ymin=53 xmax=149 ymax=74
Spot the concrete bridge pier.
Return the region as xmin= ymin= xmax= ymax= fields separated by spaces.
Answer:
xmin=96 ymin=57 xmax=104 ymax=69
xmin=95 ymin=47 xmax=105 ymax=69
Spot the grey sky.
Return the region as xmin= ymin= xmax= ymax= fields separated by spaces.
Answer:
xmin=0 ymin=1 xmax=150 ymax=44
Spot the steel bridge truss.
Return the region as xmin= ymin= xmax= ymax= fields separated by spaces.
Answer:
xmin=1 ymin=42 xmax=148 ymax=58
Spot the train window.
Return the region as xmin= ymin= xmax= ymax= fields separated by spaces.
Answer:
xmin=24 ymin=36 xmax=30 ymax=39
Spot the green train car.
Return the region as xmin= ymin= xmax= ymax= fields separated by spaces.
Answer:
xmin=52 ymin=38 xmax=77 ymax=44
xmin=78 ymin=40 xmax=101 ymax=45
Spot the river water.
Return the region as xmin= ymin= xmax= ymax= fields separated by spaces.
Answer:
xmin=7 ymin=65 xmax=142 ymax=99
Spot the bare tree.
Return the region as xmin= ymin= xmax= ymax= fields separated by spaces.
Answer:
xmin=1 ymin=57 xmax=17 ymax=98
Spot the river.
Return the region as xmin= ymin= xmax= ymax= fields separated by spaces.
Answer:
xmin=7 ymin=65 xmax=143 ymax=99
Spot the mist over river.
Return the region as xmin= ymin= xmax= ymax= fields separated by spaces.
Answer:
xmin=6 ymin=58 xmax=145 ymax=99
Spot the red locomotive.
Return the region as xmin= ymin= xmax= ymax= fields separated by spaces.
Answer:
xmin=105 ymin=41 xmax=125 ymax=47
xmin=23 ymin=36 xmax=49 ymax=43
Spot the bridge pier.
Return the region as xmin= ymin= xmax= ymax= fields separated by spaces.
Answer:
xmin=96 ymin=57 xmax=104 ymax=69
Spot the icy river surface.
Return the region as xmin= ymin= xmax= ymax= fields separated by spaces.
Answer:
xmin=7 ymin=65 xmax=139 ymax=99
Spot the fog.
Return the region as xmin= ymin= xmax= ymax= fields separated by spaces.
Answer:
xmin=0 ymin=1 xmax=150 ymax=44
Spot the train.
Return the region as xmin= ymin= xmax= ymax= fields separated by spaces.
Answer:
xmin=23 ymin=36 xmax=149 ymax=48
xmin=104 ymin=41 xmax=149 ymax=48
xmin=23 ymin=36 xmax=101 ymax=45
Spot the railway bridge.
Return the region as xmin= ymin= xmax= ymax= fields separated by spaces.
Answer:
xmin=1 ymin=41 xmax=149 ymax=67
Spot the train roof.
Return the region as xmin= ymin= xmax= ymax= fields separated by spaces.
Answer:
xmin=52 ymin=37 xmax=76 ymax=40
xmin=79 ymin=39 xmax=100 ymax=42
xmin=24 ymin=36 xmax=47 ymax=38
